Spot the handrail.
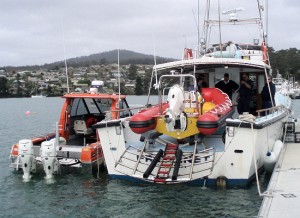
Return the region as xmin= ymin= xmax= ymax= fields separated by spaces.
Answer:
xmin=256 ymin=105 xmax=284 ymax=117
xmin=133 ymin=141 xmax=148 ymax=174
xmin=104 ymin=105 xmax=146 ymax=120
xmin=106 ymin=105 xmax=146 ymax=113
xmin=189 ymin=140 xmax=198 ymax=179
xmin=158 ymin=74 xmax=199 ymax=115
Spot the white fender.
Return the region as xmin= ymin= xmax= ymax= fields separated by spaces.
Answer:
xmin=18 ymin=139 xmax=36 ymax=180
xmin=264 ymin=140 xmax=283 ymax=173
xmin=41 ymin=140 xmax=58 ymax=179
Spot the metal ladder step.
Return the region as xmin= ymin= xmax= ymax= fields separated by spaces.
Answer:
xmin=154 ymin=143 xmax=179 ymax=183
xmin=158 ymin=171 xmax=169 ymax=174
xmin=160 ymin=163 xmax=172 ymax=167
xmin=165 ymin=151 xmax=176 ymax=155
xmin=163 ymin=156 xmax=175 ymax=160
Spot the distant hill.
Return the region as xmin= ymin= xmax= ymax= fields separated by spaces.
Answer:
xmin=44 ymin=49 xmax=175 ymax=69
xmin=3 ymin=49 xmax=176 ymax=71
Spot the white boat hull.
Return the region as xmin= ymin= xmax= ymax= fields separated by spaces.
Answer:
xmin=31 ymin=95 xmax=47 ymax=98
xmin=96 ymin=108 xmax=288 ymax=187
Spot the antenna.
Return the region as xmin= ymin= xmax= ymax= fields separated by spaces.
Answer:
xmin=63 ymin=46 xmax=69 ymax=94
xmin=146 ymin=32 xmax=158 ymax=107
xmin=152 ymin=32 xmax=158 ymax=88
xmin=265 ymin=0 xmax=268 ymax=44
xmin=217 ymin=0 xmax=223 ymax=57
xmin=62 ymin=24 xmax=70 ymax=93
xmin=222 ymin=7 xmax=245 ymax=21
xmin=192 ymin=9 xmax=200 ymax=57
xmin=117 ymin=49 xmax=121 ymax=100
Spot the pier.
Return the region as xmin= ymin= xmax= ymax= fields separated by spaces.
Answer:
xmin=258 ymin=121 xmax=300 ymax=217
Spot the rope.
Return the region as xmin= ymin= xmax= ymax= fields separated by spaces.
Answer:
xmin=104 ymin=118 xmax=116 ymax=164
xmin=239 ymin=114 xmax=256 ymax=123
xmin=238 ymin=113 xmax=273 ymax=197
xmin=238 ymin=114 xmax=264 ymax=195
xmin=266 ymin=125 xmax=270 ymax=152
xmin=213 ymin=113 xmax=269 ymax=196
xmin=250 ymin=123 xmax=263 ymax=196
xmin=96 ymin=143 xmax=100 ymax=179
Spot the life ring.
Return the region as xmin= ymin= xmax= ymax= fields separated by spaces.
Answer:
xmin=86 ymin=116 xmax=98 ymax=128
xmin=184 ymin=48 xmax=193 ymax=60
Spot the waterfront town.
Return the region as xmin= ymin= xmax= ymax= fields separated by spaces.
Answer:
xmin=0 ymin=63 xmax=153 ymax=97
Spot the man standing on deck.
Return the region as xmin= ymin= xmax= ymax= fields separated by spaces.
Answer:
xmin=197 ymin=74 xmax=208 ymax=93
xmin=261 ymin=75 xmax=276 ymax=111
xmin=215 ymin=73 xmax=239 ymax=100
xmin=237 ymin=73 xmax=253 ymax=114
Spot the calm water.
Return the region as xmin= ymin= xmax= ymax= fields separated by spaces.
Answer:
xmin=0 ymin=96 xmax=298 ymax=217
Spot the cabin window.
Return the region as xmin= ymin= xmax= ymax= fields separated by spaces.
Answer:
xmin=95 ymin=99 xmax=112 ymax=113
xmin=71 ymin=98 xmax=88 ymax=116
xmin=85 ymin=98 xmax=100 ymax=114
xmin=70 ymin=98 xmax=113 ymax=117
xmin=119 ymin=99 xmax=132 ymax=118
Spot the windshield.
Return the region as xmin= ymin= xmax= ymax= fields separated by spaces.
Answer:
xmin=70 ymin=98 xmax=112 ymax=117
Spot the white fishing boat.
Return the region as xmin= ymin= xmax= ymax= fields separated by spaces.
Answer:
xmin=93 ymin=1 xmax=292 ymax=187
xmin=31 ymin=94 xmax=47 ymax=98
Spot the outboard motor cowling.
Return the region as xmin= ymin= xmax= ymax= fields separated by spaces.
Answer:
xmin=40 ymin=140 xmax=58 ymax=179
xmin=165 ymin=85 xmax=186 ymax=131
xmin=18 ymin=139 xmax=36 ymax=180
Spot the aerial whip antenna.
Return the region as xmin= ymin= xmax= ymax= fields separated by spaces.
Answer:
xmin=62 ymin=24 xmax=70 ymax=93
xmin=146 ymin=32 xmax=157 ymax=106
xmin=118 ymin=48 xmax=121 ymax=101
xmin=192 ymin=9 xmax=200 ymax=57
xmin=217 ymin=0 xmax=223 ymax=57
xmin=152 ymin=32 xmax=158 ymax=87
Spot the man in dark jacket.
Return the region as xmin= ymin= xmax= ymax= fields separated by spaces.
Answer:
xmin=237 ymin=73 xmax=253 ymax=114
xmin=197 ymin=74 xmax=208 ymax=93
xmin=261 ymin=75 xmax=276 ymax=111
xmin=215 ymin=73 xmax=239 ymax=100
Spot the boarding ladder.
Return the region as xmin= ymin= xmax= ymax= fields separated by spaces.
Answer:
xmin=114 ymin=138 xmax=158 ymax=176
xmin=114 ymin=139 xmax=215 ymax=183
xmin=154 ymin=143 xmax=180 ymax=184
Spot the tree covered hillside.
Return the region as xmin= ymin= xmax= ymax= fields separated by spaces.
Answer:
xmin=269 ymin=47 xmax=300 ymax=80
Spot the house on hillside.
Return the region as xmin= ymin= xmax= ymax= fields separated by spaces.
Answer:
xmin=10 ymin=79 xmax=26 ymax=94
xmin=124 ymin=83 xmax=135 ymax=95
xmin=137 ymin=70 xmax=146 ymax=77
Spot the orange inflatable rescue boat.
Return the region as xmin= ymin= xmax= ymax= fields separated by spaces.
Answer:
xmin=129 ymin=86 xmax=233 ymax=138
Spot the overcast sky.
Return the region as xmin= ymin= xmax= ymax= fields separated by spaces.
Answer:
xmin=0 ymin=0 xmax=299 ymax=67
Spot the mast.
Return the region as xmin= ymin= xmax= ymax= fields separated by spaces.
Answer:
xmin=204 ymin=0 xmax=211 ymax=53
xmin=197 ymin=0 xmax=200 ymax=57
xmin=118 ymin=49 xmax=121 ymax=101
xmin=217 ymin=0 xmax=223 ymax=57
xmin=64 ymin=52 xmax=69 ymax=94
xmin=265 ymin=0 xmax=268 ymax=45
xmin=62 ymin=28 xmax=70 ymax=94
